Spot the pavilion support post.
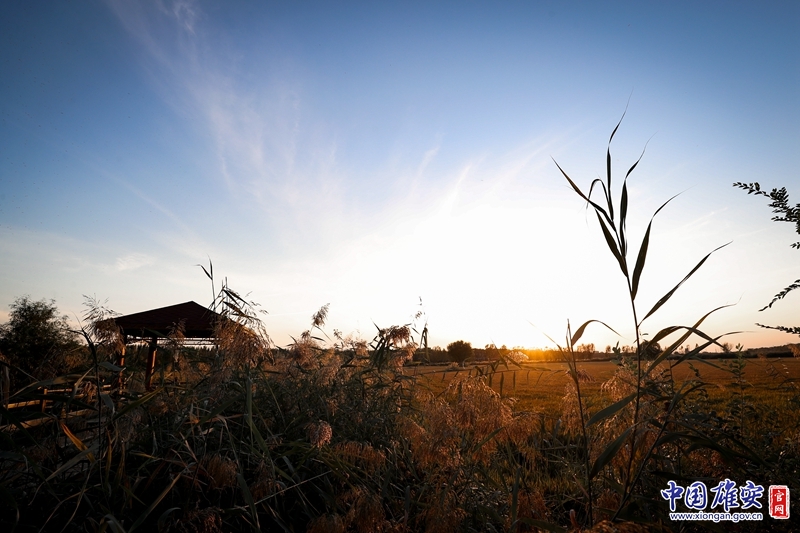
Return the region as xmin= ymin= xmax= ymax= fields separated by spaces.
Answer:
xmin=1 ymin=363 xmax=9 ymax=409
xmin=40 ymin=388 xmax=48 ymax=413
xmin=145 ymin=336 xmax=158 ymax=391
xmin=0 ymin=363 xmax=7 ymax=426
xmin=114 ymin=340 xmax=126 ymax=390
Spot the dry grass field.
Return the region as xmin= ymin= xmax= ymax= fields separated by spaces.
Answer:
xmin=413 ymin=357 xmax=800 ymax=416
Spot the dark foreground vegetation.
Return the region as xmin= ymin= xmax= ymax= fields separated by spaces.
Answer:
xmin=1 ymin=122 xmax=798 ymax=532
xmin=2 ymin=302 xmax=798 ymax=533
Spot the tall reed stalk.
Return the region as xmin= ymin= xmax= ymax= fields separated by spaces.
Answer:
xmin=553 ymin=113 xmax=750 ymax=527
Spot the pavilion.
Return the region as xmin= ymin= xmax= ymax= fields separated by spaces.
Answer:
xmin=105 ymin=301 xmax=225 ymax=390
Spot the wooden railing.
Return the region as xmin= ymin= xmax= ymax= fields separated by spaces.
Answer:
xmin=1 ymin=382 xmax=114 ymax=431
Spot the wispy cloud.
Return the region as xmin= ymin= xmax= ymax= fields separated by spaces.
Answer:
xmin=103 ymin=0 xmax=565 ymax=262
xmin=115 ymin=253 xmax=155 ymax=271
xmin=416 ymin=145 xmax=440 ymax=178
xmin=105 ymin=0 xmax=343 ymax=236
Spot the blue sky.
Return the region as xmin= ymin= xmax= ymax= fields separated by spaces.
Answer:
xmin=1 ymin=1 xmax=798 ymax=350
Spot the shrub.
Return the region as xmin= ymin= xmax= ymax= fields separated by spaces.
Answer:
xmin=0 ymin=296 xmax=83 ymax=387
xmin=446 ymin=340 xmax=473 ymax=367
xmin=637 ymin=339 xmax=661 ymax=360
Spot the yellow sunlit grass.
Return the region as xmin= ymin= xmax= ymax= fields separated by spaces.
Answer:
xmin=414 ymin=357 xmax=800 ymax=417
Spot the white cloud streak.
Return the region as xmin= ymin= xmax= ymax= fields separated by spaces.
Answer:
xmin=115 ymin=253 xmax=155 ymax=271
xmin=106 ymin=0 xmax=344 ymax=243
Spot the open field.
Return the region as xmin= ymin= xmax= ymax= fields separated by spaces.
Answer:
xmin=412 ymin=358 xmax=800 ymax=416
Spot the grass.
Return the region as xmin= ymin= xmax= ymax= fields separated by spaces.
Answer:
xmin=416 ymin=358 xmax=800 ymax=416
xmin=415 ymin=358 xmax=800 ymax=416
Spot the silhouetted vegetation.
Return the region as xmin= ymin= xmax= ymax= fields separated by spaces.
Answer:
xmin=734 ymin=182 xmax=799 ymax=337
xmin=0 ymin=296 xmax=84 ymax=389
xmin=446 ymin=340 xmax=474 ymax=367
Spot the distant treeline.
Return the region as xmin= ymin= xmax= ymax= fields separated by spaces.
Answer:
xmin=411 ymin=343 xmax=800 ymax=364
xmin=412 ymin=344 xmax=591 ymax=364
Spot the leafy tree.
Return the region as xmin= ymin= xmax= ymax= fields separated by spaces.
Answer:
xmin=637 ymin=339 xmax=661 ymax=360
xmin=0 ymin=296 xmax=82 ymax=387
xmin=447 ymin=340 xmax=473 ymax=367
xmin=734 ymin=182 xmax=799 ymax=336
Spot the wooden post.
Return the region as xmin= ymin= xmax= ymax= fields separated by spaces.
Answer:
xmin=145 ymin=336 xmax=158 ymax=391
xmin=1 ymin=363 xmax=8 ymax=408
xmin=116 ymin=336 xmax=127 ymax=368
xmin=1 ymin=363 xmax=9 ymax=425
xmin=115 ymin=337 xmax=126 ymax=390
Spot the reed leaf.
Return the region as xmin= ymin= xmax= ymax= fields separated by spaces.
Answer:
xmin=586 ymin=392 xmax=637 ymax=427
xmin=639 ymin=242 xmax=730 ymax=324
xmin=60 ymin=422 xmax=92 ymax=458
xmin=645 ymin=305 xmax=735 ymax=374
xmin=570 ymin=319 xmax=619 ymax=347
xmin=237 ymin=473 xmax=261 ymax=531
xmin=102 ymin=514 xmax=128 ymax=533
xmin=156 ymin=508 xmax=181 ymax=531
xmin=620 ymin=180 xmax=628 ymax=257
xmin=631 ymin=195 xmax=679 ymax=303
xmin=112 ymin=389 xmax=161 ymax=420
xmin=590 ymin=426 xmax=632 ymax=480
xmin=128 ymin=474 xmax=181 ymax=533
xmin=45 ymin=445 xmax=99 ymax=482
xmin=596 ymin=212 xmax=627 ymax=275
xmin=553 ymin=160 xmax=614 ymax=226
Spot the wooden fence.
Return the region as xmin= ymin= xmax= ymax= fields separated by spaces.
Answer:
xmin=0 ymin=382 xmax=114 ymax=431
